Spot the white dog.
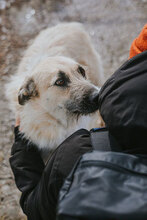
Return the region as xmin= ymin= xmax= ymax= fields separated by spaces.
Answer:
xmin=6 ymin=22 xmax=104 ymax=154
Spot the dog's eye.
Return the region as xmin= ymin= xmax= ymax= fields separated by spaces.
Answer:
xmin=55 ymin=79 xmax=65 ymax=86
xmin=77 ymin=66 xmax=86 ymax=78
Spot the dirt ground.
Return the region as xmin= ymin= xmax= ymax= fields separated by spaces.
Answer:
xmin=0 ymin=0 xmax=147 ymax=219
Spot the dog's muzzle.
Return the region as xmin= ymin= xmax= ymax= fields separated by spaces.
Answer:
xmin=65 ymin=89 xmax=99 ymax=115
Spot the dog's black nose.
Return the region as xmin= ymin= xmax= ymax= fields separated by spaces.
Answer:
xmin=90 ymin=91 xmax=99 ymax=104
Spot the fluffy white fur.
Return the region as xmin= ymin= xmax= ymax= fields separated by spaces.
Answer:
xmin=6 ymin=22 xmax=104 ymax=151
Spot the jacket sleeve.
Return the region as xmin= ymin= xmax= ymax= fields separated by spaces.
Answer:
xmin=9 ymin=127 xmax=92 ymax=220
xmin=9 ymin=127 xmax=46 ymax=219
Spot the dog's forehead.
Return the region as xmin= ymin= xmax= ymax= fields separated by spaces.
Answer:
xmin=32 ymin=57 xmax=80 ymax=87
xmin=33 ymin=57 xmax=80 ymax=79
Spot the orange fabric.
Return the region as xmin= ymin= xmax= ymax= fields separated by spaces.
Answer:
xmin=129 ymin=24 xmax=147 ymax=59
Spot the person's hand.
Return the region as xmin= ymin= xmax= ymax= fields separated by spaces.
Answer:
xmin=15 ymin=115 xmax=20 ymax=127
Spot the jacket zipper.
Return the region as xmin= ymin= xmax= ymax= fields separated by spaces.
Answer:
xmin=79 ymin=160 xmax=147 ymax=177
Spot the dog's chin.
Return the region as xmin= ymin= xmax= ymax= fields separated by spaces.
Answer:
xmin=66 ymin=105 xmax=99 ymax=117
xmin=65 ymin=98 xmax=99 ymax=118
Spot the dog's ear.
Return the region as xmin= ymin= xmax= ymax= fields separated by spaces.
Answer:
xmin=18 ymin=78 xmax=39 ymax=105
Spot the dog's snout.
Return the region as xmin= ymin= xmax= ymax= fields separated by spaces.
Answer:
xmin=65 ymin=86 xmax=100 ymax=115
xmin=90 ymin=91 xmax=99 ymax=104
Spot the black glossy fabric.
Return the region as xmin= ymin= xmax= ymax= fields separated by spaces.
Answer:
xmin=99 ymin=50 xmax=147 ymax=149
xmin=57 ymin=149 xmax=147 ymax=220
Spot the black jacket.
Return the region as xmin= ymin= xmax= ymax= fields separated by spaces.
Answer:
xmin=10 ymin=128 xmax=92 ymax=220
xmin=99 ymin=50 xmax=147 ymax=149
xmin=10 ymin=51 xmax=147 ymax=220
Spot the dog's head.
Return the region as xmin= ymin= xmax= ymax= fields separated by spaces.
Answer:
xmin=18 ymin=56 xmax=100 ymax=121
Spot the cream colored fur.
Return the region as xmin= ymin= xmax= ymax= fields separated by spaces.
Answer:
xmin=6 ymin=22 xmax=105 ymax=151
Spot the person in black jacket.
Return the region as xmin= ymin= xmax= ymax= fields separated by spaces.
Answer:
xmin=10 ymin=127 xmax=92 ymax=220
xmin=10 ymin=26 xmax=147 ymax=219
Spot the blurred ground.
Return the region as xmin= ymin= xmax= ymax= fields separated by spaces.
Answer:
xmin=0 ymin=0 xmax=147 ymax=219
